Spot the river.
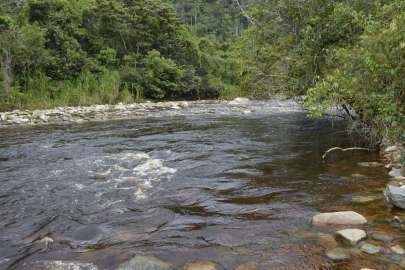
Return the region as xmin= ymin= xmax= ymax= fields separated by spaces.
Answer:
xmin=0 ymin=100 xmax=399 ymax=269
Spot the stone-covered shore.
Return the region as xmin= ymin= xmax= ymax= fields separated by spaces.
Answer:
xmin=0 ymin=100 xmax=207 ymax=127
xmin=0 ymin=98 xmax=303 ymax=128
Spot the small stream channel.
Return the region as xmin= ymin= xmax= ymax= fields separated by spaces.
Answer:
xmin=0 ymin=100 xmax=402 ymax=269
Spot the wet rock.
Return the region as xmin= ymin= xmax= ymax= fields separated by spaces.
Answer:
xmin=234 ymin=261 xmax=257 ymax=270
xmin=311 ymin=211 xmax=367 ymax=227
xmin=239 ymin=104 xmax=247 ymax=108
xmin=242 ymin=110 xmax=252 ymax=115
xmin=228 ymin=101 xmax=240 ymax=107
xmin=391 ymin=245 xmax=405 ymax=255
xmin=389 ymin=169 xmax=405 ymax=178
xmin=357 ymin=162 xmax=385 ymax=168
xmin=324 ymin=248 xmax=351 ymax=261
xmin=234 ymin=97 xmax=251 ymax=105
xmin=352 ymin=195 xmax=380 ymax=204
xmin=400 ymin=258 xmax=405 ymax=268
xmin=360 ymin=243 xmax=380 ymax=254
xmin=22 ymin=260 xmax=99 ymax=270
xmin=116 ymin=255 xmax=176 ymax=270
xmin=335 ymin=229 xmax=366 ymax=246
xmin=184 ymin=260 xmax=224 ymax=270
xmin=316 ymin=233 xmax=338 ymax=249
xmin=386 ymin=185 xmax=405 ymax=209
xmin=370 ymin=232 xmax=394 ymax=242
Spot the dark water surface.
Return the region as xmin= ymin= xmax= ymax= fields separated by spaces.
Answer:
xmin=0 ymin=102 xmax=399 ymax=269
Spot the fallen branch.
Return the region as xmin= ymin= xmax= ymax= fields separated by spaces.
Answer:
xmin=322 ymin=147 xmax=373 ymax=159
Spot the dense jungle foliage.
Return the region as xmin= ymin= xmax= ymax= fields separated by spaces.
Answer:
xmin=1 ymin=0 xmax=404 ymax=146
xmin=0 ymin=0 xmax=243 ymax=110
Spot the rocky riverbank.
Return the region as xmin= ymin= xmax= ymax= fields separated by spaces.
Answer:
xmin=0 ymin=98 xmax=303 ymax=128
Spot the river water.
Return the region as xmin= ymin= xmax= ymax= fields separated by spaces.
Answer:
xmin=0 ymin=101 xmax=400 ymax=269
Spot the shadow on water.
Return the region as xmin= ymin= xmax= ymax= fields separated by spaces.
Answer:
xmin=0 ymin=103 xmax=399 ymax=269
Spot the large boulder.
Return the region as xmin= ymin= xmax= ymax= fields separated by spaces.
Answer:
xmin=386 ymin=185 xmax=405 ymax=209
xmin=311 ymin=211 xmax=367 ymax=227
xmin=116 ymin=256 xmax=176 ymax=270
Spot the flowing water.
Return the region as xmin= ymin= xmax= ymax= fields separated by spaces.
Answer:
xmin=0 ymin=101 xmax=401 ymax=270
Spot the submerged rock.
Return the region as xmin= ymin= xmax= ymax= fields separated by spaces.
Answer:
xmin=184 ymin=260 xmax=224 ymax=270
xmin=357 ymin=162 xmax=385 ymax=168
xmin=315 ymin=233 xmax=338 ymax=249
xmin=22 ymin=261 xmax=99 ymax=270
xmin=386 ymin=185 xmax=405 ymax=209
xmin=370 ymin=232 xmax=394 ymax=243
xmin=324 ymin=248 xmax=351 ymax=261
xmin=116 ymin=256 xmax=176 ymax=270
xmin=335 ymin=229 xmax=366 ymax=246
xmin=311 ymin=211 xmax=367 ymax=227
xmin=352 ymin=195 xmax=380 ymax=204
xmin=360 ymin=243 xmax=380 ymax=254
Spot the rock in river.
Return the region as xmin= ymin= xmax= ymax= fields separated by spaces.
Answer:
xmin=324 ymin=248 xmax=351 ymax=261
xmin=311 ymin=211 xmax=367 ymax=227
xmin=360 ymin=243 xmax=380 ymax=254
xmin=386 ymin=185 xmax=405 ymax=209
xmin=116 ymin=256 xmax=176 ymax=270
xmin=370 ymin=232 xmax=394 ymax=243
xmin=335 ymin=229 xmax=366 ymax=246
xmin=389 ymin=168 xmax=405 ymax=178
xmin=184 ymin=260 xmax=225 ymax=270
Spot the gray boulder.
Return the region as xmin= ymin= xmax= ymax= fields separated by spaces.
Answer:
xmin=389 ymin=168 xmax=404 ymax=178
xmin=386 ymin=185 xmax=405 ymax=209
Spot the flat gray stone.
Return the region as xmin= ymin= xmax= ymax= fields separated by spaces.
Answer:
xmin=361 ymin=243 xmax=380 ymax=254
xmin=352 ymin=195 xmax=379 ymax=204
xmin=116 ymin=256 xmax=176 ymax=270
xmin=335 ymin=229 xmax=366 ymax=246
xmin=324 ymin=248 xmax=351 ymax=261
xmin=370 ymin=232 xmax=394 ymax=242
xmin=389 ymin=169 xmax=404 ymax=178
xmin=386 ymin=185 xmax=405 ymax=209
xmin=311 ymin=211 xmax=367 ymax=227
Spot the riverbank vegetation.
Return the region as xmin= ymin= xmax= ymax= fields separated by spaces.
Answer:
xmin=1 ymin=0 xmax=405 ymax=148
xmin=0 ymin=0 xmax=243 ymax=110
